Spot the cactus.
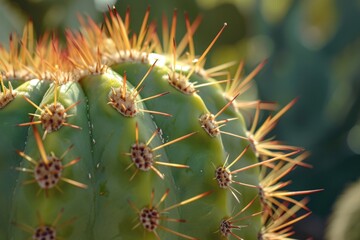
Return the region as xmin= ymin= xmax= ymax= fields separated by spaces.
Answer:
xmin=0 ymin=7 xmax=320 ymax=240
xmin=326 ymin=178 xmax=360 ymax=240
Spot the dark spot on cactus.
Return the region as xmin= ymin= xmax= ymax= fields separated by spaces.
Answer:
xmin=108 ymin=86 xmax=138 ymax=117
xmin=40 ymin=103 xmax=67 ymax=133
xmin=168 ymin=72 xmax=196 ymax=94
xmin=18 ymin=94 xmax=82 ymax=138
xmin=34 ymin=156 xmax=62 ymax=189
xmin=220 ymin=219 xmax=232 ymax=237
xmin=139 ymin=207 xmax=160 ymax=232
xmin=215 ymin=167 xmax=232 ymax=188
xmin=129 ymin=189 xmax=210 ymax=238
xmin=32 ymin=225 xmax=56 ymax=240
xmin=130 ymin=143 xmax=154 ymax=171
xmin=199 ymin=113 xmax=220 ymax=137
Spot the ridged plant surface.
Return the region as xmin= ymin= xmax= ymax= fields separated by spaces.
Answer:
xmin=0 ymin=8 xmax=319 ymax=240
xmin=326 ymin=178 xmax=360 ymax=240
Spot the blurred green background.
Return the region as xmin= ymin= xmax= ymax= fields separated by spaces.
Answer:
xmin=1 ymin=0 xmax=359 ymax=239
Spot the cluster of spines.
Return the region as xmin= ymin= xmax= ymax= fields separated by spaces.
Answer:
xmin=0 ymin=6 xmax=322 ymax=240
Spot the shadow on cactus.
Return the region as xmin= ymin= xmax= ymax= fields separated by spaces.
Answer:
xmin=0 ymin=6 xmax=322 ymax=240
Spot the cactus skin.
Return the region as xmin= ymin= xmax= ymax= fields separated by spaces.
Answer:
xmin=0 ymin=79 xmax=50 ymax=237
xmin=326 ymin=178 xmax=360 ymax=240
xmin=11 ymin=81 xmax=94 ymax=239
xmin=0 ymin=8 xmax=318 ymax=240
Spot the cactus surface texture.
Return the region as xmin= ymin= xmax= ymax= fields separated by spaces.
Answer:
xmin=0 ymin=7 xmax=319 ymax=240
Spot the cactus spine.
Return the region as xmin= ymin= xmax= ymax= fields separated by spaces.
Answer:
xmin=0 ymin=7 xmax=319 ymax=240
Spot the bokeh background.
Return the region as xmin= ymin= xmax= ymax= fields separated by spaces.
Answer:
xmin=1 ymin=0 xmax=359 ymax=239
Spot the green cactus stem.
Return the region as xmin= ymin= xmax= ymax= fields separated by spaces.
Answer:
xmin=326 ymin=178 xmax=360 ymax=240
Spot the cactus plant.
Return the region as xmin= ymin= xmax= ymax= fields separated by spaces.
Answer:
xmin=0 ymin=7 xmax=320 ymax=240
xmin=326 ymin=178 xmax=360 ymax=240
